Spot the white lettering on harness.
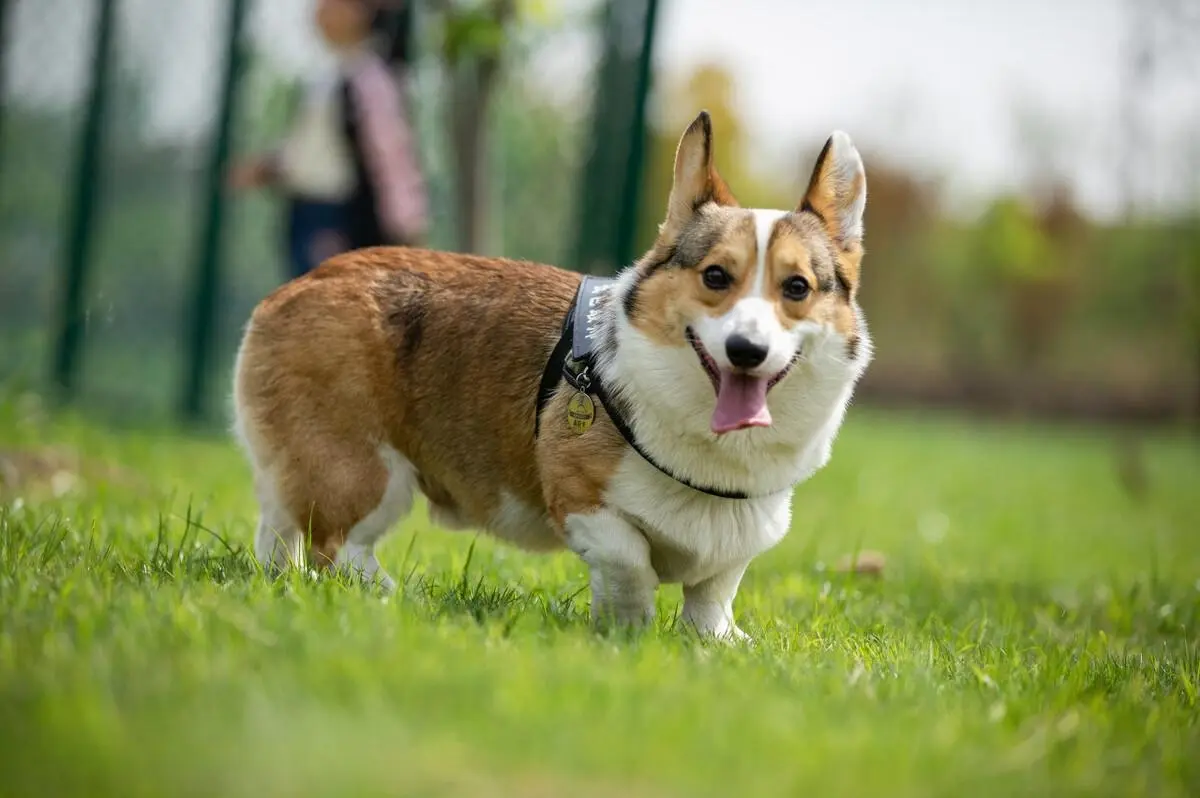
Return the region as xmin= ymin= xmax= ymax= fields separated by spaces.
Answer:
xmin=583 ymin=283 xmax=613 ymax=342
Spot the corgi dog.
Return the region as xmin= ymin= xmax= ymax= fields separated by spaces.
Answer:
xmin=232 ymin=111 xmax=871 ymax=638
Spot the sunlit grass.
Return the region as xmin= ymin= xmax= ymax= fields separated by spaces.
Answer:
xmin=1 ymin=394 xmax=1197 ymax=797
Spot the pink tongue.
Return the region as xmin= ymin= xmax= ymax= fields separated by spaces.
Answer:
xmin=711 ymin=371 xmax=772 ymax=434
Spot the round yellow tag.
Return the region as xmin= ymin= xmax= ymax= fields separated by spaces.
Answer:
xmin=566 ymin=392 xmax=595 ymax=435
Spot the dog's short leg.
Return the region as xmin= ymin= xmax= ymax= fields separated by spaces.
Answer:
xmin=336 ymin=542 xmax=392 ymax=590
xmin=682 ymin=560 xmax=751 ymax=641
xmin=565 ymin=509 xmax=658 ymax=629
xmin=252 ymin=471 xmax=304 ymax=573
xmin=254 ymin=509 xmax=303 ymax=573
xmin=331 ymin=446 xmax=416 ymax=593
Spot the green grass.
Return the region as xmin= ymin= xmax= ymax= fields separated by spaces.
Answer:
xmin=0 ymin=393 xmax=1197 ymax=797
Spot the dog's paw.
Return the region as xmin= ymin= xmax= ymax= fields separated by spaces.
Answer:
xmin=727 ymin=625 xmax=754 ymax=645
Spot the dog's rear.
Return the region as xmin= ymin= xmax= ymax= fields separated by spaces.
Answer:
xmin=233 ymin=248 xmax=578 ymax=586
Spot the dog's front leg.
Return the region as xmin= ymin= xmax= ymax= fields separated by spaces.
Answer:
xmin=682 ymin=560 xmax=752 ymax=642
xmin=565 ymin=508 xmax=658 ymax=629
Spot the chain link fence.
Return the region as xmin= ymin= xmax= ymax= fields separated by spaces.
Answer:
xmin=0 ymin=0 xmax=96 ymax=393
xmin=0 ymin=0 xmax=612 ymax=421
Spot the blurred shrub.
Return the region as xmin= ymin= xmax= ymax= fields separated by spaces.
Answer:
xmin=636 ymin=62 xmax=1197 ymax=419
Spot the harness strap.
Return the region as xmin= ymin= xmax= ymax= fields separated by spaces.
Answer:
xmin=534 ymin=277 xmax=760 ymax=501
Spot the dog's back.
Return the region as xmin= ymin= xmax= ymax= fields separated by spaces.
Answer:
xmin=233 ymin=247 xmax=579 ymax=579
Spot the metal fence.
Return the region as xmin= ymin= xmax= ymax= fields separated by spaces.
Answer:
xmin=0 ymin=0 xmax=655 ymax=423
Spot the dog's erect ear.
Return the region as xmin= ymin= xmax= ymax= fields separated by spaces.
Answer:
xmin=799 ymin=131 xmax=866 ymax=249
xmin=661 ymin=110 xmax=737 ymax=242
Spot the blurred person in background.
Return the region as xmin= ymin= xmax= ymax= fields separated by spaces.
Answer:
xmin=229 ymin=0 xmax=427 ymax=280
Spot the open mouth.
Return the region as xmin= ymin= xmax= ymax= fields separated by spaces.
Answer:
xmin=686 ymin=328 xmax=722 ymax=391
xmin=686 ymin=328 xmax=800 ymax=435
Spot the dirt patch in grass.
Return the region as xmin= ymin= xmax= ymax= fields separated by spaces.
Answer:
xmin=0 ymin=446 xmax=145 ymax=499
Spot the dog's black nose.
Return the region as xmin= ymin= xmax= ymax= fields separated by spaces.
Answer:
xmin=725 ymin=334 xmax=769 ymax=369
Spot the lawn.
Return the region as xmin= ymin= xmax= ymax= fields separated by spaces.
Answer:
xmin=0 ymin=392 xmax=1197 ymax=797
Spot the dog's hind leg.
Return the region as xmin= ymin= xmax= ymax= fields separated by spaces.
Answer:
xmin=332 ymin=445 xmax=416 ymax=592
xmin=279 ymin=441 xmax=416 ymax=592
xmin=253 ymin=474 xmax=304 ymax=572
xmin=239 ymin=420 xmax=304 ymax=573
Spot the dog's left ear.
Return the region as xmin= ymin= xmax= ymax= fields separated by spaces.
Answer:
xmin=799 ymin=131 xmax=866 ymax=250
xmin=660 ymin=110 xmax=737 ymax=243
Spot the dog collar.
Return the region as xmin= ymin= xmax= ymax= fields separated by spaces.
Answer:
xmin=535 ymin=276 xmax=761 ymax=501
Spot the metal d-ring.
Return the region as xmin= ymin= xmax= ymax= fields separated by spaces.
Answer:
xmin=574 ymin=366 xmax=592 ymax=394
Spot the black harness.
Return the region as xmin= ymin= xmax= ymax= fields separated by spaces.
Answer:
xmin=535 ymin=276 xmax=756 ymax=501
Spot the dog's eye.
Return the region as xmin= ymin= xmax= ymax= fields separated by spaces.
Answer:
xmin=782 ymin=275 xmax=811 ymax=301
xmin=702 ymin=265 xmax=732 ymax=291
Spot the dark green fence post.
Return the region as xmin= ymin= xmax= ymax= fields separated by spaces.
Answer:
xmin=52 ymin=0 xmax=117 ymax=397
xmin=572 ymin=0 xmax=660 ymax=275
xmin=181 ymin=0 xmax=249 ymax=422
xmin=573 ymin=0 xmax=620 ymax=275
xmin=614 ymin=0 xmax=659 ymax=269
xmin=0 ymin=0 xmax=10 ymax=155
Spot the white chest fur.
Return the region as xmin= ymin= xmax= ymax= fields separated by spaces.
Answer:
xmin=568 ymin=265 xmax=868 ymax=604
xmin=603 ymin=453 xmax=795 ymax=585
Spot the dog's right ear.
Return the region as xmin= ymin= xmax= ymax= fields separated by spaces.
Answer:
xmin=660 ymin=110 xmax=737 ymax=243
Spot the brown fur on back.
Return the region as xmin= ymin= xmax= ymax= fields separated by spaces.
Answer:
xmin=235 ymin=247 xmax=581 ymax=559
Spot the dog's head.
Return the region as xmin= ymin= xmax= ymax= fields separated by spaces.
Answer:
xmin=619 ymin=111 xmax=870 ymax=436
